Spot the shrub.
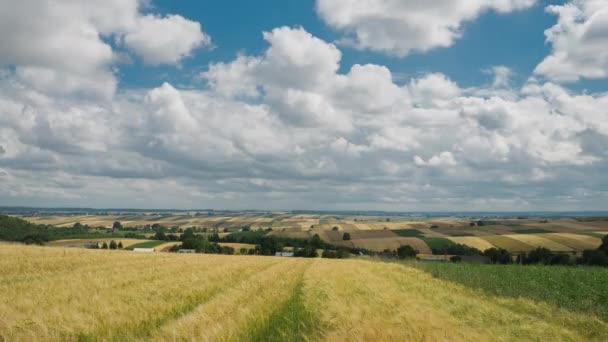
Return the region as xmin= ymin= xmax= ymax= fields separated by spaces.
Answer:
xmin=332 ymin=226 xmax=339 ymax=231
xmin=102 ymin=242 xmax=108 ymax=249
xmin=483 ymin=248 xmax=513 ymax=264
xmin=580 ymin=249 xmax=608 ymax=266
xmin=396 ymin=245 xmax=418 ymax=259
xmin=109 ymin=240 xmax=117 ymax=250
xmin=450 ymin=255 xmax=462 ymax=263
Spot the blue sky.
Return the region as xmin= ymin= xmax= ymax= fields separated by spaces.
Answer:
xmin=119 ymin=0 xmax=582 ymax=91
xmin=0 ymin=0 xmax=607 ymax=210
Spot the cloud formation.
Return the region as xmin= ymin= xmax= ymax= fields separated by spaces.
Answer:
xmin=535 ymin=0 xmax=608 ymax=82
xmin=0 ymin=0 xmax=209 ymax=98
xmin=315 ymin=0 xmax=536 ymax=56
xmin=0 ymin=2 xmax=607 ymax=210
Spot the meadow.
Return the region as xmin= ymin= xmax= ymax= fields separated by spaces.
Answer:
xmin=1 ymin=244 xmax=608 ymax=341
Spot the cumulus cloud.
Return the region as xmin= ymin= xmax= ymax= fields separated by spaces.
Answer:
xmin=315 ymin=0 xmax=536 ymax=56
xmin=123 ymin=14 xmax=210 ymax=65
xmin=1 ymin=20 xmax=608 ymax=210
xmin=535 ymin=0 xmax=608 ymax=82
xmin=0 ymin=0 xmax=209 ymax=98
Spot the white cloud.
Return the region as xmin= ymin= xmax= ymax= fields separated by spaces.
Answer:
xmin=1 ymin=21 xmax=608 ymax=210
xmin=414 ymin=152 xmax=458 ymax=167
xmin=315 ymin=0 xmax=536 ymax=56
xmin=0 ymin=0 xmax=208 ymax=98
xmin=535 ymin=0 xmax=608 ymax=82
xmin=123 ymin=14 xmax=211 ymax=65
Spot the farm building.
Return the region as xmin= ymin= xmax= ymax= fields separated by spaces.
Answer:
xmin=416 ymin=254 xmax=450 ymax=262
xmin=178 ymin=249 xmax=196 ymax=254
xmin=133 ymin=248 xmax=155 ymax=253
xmin=275 ymin=252 xmax=294 ymax=257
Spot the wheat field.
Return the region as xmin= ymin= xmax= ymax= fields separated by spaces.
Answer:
xmin=1 ymin=244 xmax=607 ymax=341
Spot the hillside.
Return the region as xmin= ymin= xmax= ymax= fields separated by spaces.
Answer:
xmin=1 ymin=244 xmax=607 ymax=341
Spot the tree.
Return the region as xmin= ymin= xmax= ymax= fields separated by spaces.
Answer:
xmin=599 ymin=235 xmax=608 ymax=253
xmin=181 ymin=228 xmax=195 ymax=240
xmin=112 ymin=221 xmax=122 ymax=230
xmin=580 ymin=249 xmax=608 ymax=266
xmin=343 ymin=232 xmax=351 ymax=241
xmin=154 ymin=231 xmax=167 ymax=241
xmin=396 ymin=245 xmax=418 ymax=259
xmin=109 ymin=240 xmax=117 ymax=250
xmin=483 ymin=248 xmax=512 ymax=264
xmin=118 ymin=241 xmax=123 ymax=249
xmin=524 ymin=247 xmax=554 ymax=265
xmin=309 ymin=234 xmax=323 ymax=249
xmin=102 ymin=242 xmax=108 ymax=249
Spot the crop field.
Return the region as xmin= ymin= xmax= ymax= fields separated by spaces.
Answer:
xmin=2 ymin=244 xmax=608 ymax=341
xmin=413 ymin=262 xmax=608 ymax=320
xmin=445 ymin=236 xmax=496 ymax=251
xmin=506 ymin=234 xmax=574 ymax=252
xmin=17 ymin=214 xmax=608 ymax=254
xmin=478 ymin=235 xmax=535 ymax=252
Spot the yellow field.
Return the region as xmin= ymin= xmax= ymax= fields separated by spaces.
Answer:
xmin=446 ymin=237 xmax=496 ymax=251
xmin=0 ymin=244 xmax=606 ymax=341
xmin=507 ymin=234 xmax=574 ymax=252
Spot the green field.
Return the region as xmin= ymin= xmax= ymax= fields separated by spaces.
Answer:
xmin=412 ymin=262 xmax=608 ymax=320
xmin=420 ymin=237 xmax=455 ymax=251
xmin=392 ymin=229 xmax=425 ymax=237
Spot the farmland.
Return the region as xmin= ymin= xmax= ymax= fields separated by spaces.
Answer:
xmin=1 ymin=244 xmax=608 ymax=341
xmin=16 ymin=212 xmax=608 ymax=255
xmin=413 ymin=261 xmax=608 ymax=320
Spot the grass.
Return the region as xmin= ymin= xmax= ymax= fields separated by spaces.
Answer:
xmin=392 ymin=229 xmax=424 ymax=237
xmin=125 ymin=240 xmax=168 ymax=250
xmin=412 ymin=261 xmax=608 ymax=320
xmin=2 ymin=244 xmax=608 ymax=341
xmin=420 ymin=237 xmax=455 ymax=251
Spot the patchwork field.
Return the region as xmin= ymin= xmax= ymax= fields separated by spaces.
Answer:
xmin=1 ymin=244 xmax=607 ymax=341
xmin=18 ymin=214 xmax=608 ymax=254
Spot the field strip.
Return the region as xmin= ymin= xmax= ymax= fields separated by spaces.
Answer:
xmin=506 ymin=234 xmax=573 ymax=252
xmin=375 ymin=262 xmax=608 ymax=340
xmin=0 ymin=247 xmax=280 ymax=340
xmin=542 ymin=233 xmax=601 ymax=250
xmin=240 ymin=261 xmax=322 ymax=342
xmin=150 ymin=259 xmax=312 ymax=341
xmin=75 ymin=258 xmax=284 ymax=341
xmin=446 ymin=236 xmax=495 ymax=251
xmin=302 ymin=259 xmax=488 ymax=341
xmin=304 ymin=259 xmax=608 ymax=341
xmin=0 ymin=248 xmax=171 ymax=286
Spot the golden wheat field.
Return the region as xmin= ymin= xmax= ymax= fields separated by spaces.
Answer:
xmin=1 ymin=244 xmax=608 ymax=341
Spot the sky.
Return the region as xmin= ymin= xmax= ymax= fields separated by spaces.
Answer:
xmin=0 ymin=0 xmax=607 ymax=211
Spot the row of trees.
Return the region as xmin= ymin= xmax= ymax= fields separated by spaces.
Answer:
xmin=91 ymin=240 xmax=124 ymax=250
